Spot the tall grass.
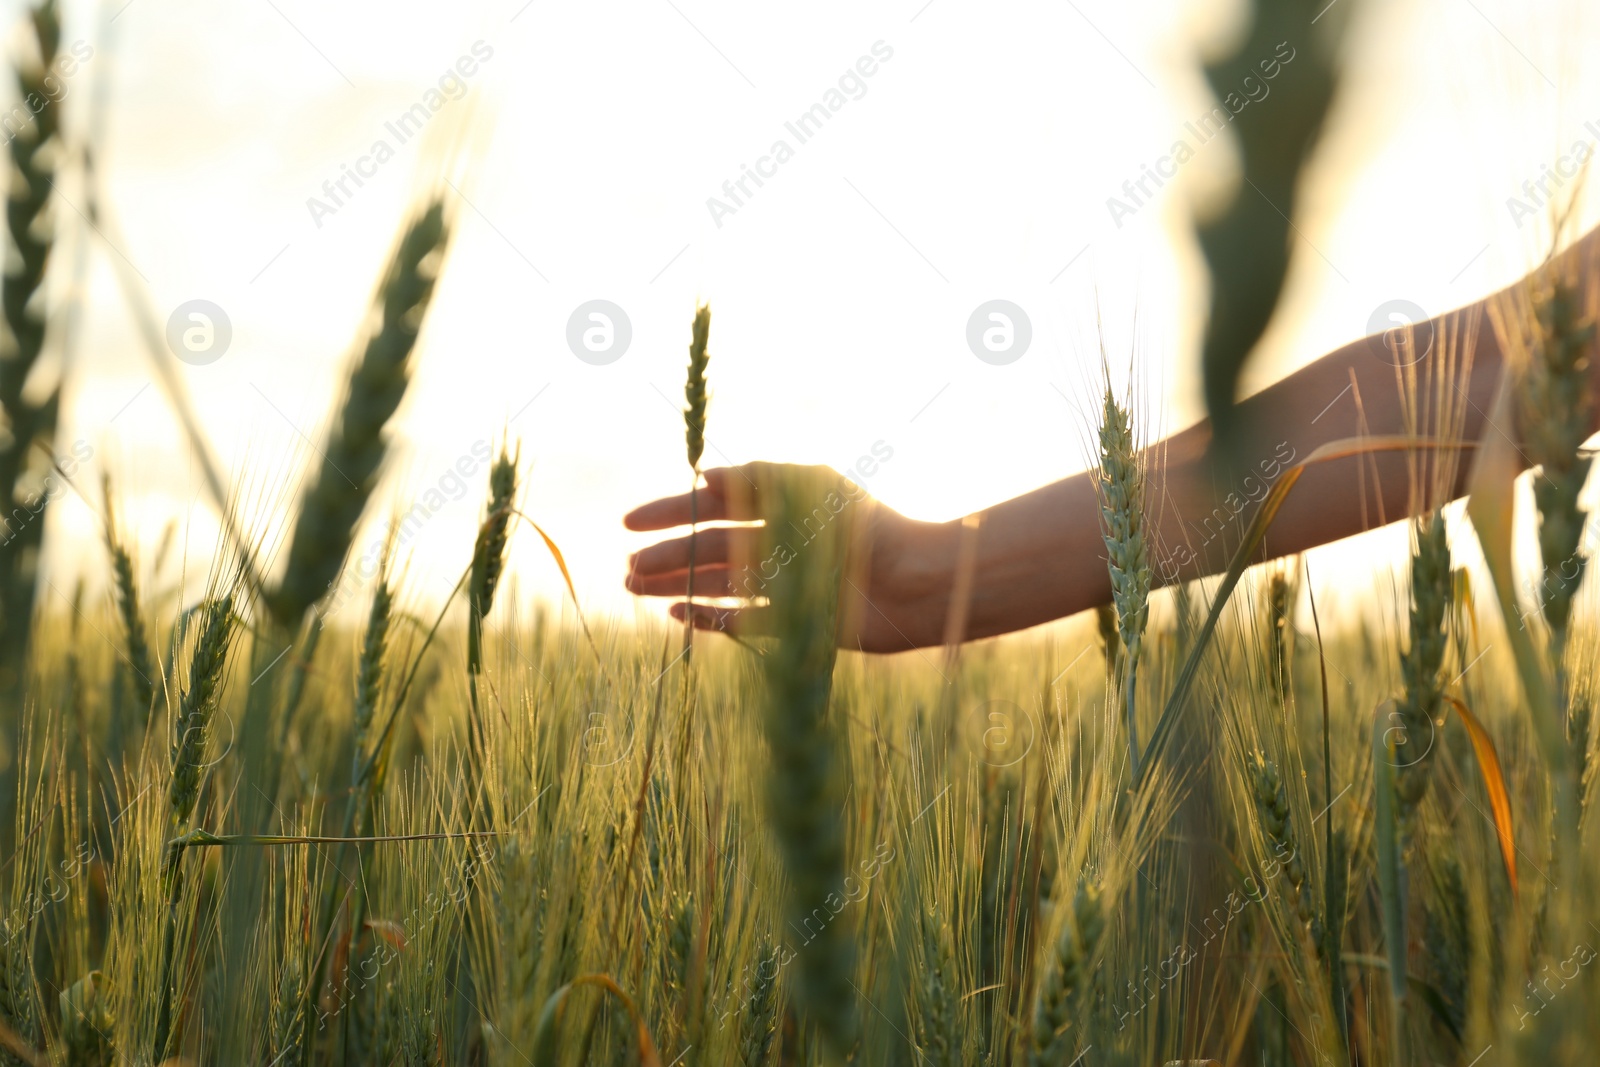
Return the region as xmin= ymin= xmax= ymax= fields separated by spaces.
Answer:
xmin=4 ymin=465 xmax=1599 ymax=1064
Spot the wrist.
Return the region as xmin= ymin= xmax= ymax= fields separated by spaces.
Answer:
xmin=872 ymin=511 xmax=964 ymax=648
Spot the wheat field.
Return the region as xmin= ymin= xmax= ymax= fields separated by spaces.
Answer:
xmin=5 ymin=311 xmax=1599 ymax=1065
xmin=4 ymin=447 xmax=1596 ymax=1066
xmin=2 ymin=0 xmax=1600 ymax=1065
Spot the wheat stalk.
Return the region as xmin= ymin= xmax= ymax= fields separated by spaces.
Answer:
xmin=269 ymin=200 xmax=450 ymax=626
xmin=684 ymin=303 xmax=711 ymax=473
xmin=682 ymin=303 xmax=712 ymax=663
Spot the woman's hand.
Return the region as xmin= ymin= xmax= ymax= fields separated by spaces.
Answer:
xmin=624 ymin=463 xmax=958 ymax=653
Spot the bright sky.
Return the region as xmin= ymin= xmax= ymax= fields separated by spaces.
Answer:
xmin=18 ymin=0 xmax=1600 ymax=629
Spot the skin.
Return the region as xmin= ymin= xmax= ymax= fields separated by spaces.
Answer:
xmin=625 ymin=227 xmax=1600 ymax=653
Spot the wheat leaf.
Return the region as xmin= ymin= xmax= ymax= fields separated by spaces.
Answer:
xmin=512 ymin=509 xmax=601 ymax=659
xmin=1445 ymin=696 xmax=1519 ymax=898
xmin=1464 ymin=370 xmax=1553 ymax=723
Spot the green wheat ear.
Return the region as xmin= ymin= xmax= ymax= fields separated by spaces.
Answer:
xmin=685 ymin=302 xmax=711 ymax=472
xmin=1266 ymin=568 xmax=1294 ymax=701
xmin=156 ymin=587 xmax=241 ymax=1061
xmin=1097 ymin=386 xmax=1150 ymax=778
xmin=912 ymin=906 xmax=960 ymax=1067
xmin=0 ymin=0 xmax=62 ymax=680
xmin=1247 ymin=752 xmax=1312 ymax=929
xmin=168 ymin=593 xmax=239 ymax=829
xmin=466 ymin=440 xmax=519 ymax=760
xmin=737 ymin=939 xmax=780 ymax=1067
xmin=269 ymin=199 xmax=450 ymax=627
xmin=1030 ymin=878 xmax=1103 ymax=1067
xmin=758 ymin=466 xmax=856 ymax=1057
xmin=58 ymin=970 xmax=112 ymax=1065
xmin=352 ymin=570 xmax=394 ymax=759
xmin=1521 ymin=275 xmax=1595 ymax=733
xmin=101 ymin=472 xmax=156 ymax=719
xmin=469 ymin=440 xmax=520 ymax=629
xmin=1395 ymin=510 xmax=1451 ymax=831
xmin=682 ymin=303 xmax=711 ymax=660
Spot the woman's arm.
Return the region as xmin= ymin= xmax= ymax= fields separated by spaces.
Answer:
xmin=626 ymin=227 xmax=1598 ymax=652
xmin=934 ymin=308 xmax=1505 ymax=643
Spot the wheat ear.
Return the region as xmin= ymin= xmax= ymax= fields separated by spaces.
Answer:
xmin=684 ymin=303 xmax=711 ymax=472
xmin=1248 ymin=753 xmax=1313 ymax=929
xmin=1267 ymin=569 xmax=1293 ymax=701
xmin=682 ymin=303 xmax=711 ymax=660
xmin=101 ymin=473 xmax=156 ymax=719
xmin=1395 ymin=511 xmax=1450 ymax=830
xmin=1030 ymin=879 xmax=1103 ymax=1067
xmin=759 ymin=467 xmax=856 ymax=1056
xmin=0 ymin=0 xmax=62 ymax=679
xmin=352 ymin=573 xmax=394 ymax=759
xmin=1098 ymin=387 xmax=1150 ymax=779
xmin=167 ymin=594 xmax=238 ymax=829
xmin=155 ymin=592 xmax=239 ymax=1060
xmin=1521 ymin=276 xmax=1595 ymax=736
xmin=737 ymin=940 xmax=779 ymax=1067
xmin=466 ymin=441 xmax=518 ymax=764
xmin=913 ymin=907 xmax=960 ymax=1067
xmin=269 ymin=200 xmax=449 ymax=625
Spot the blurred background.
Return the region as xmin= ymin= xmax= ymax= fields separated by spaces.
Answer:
xmin=14 ymin=0 xmax=1599 ymax=629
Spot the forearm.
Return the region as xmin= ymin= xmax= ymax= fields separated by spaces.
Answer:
xmin=921 ymin=228 xmax=1599 ymax=644
xmin=1145 ymin=316 xmax=1502 ymax=586
xmin=892 ymin=340 xmax=1497 ymax=645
